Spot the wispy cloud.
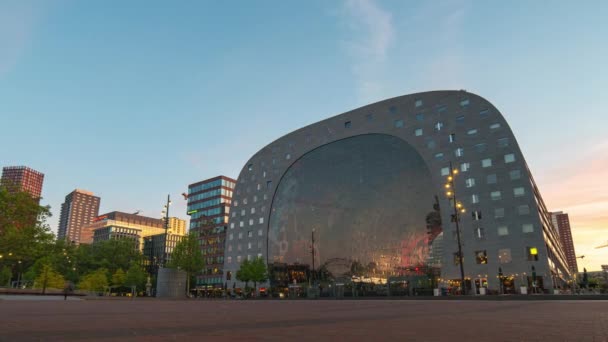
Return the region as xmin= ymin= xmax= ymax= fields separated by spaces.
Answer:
xmin=340 ymin=0 xmax=394 ymax=103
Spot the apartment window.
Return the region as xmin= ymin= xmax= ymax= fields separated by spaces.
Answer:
xmin=389 ymin=106 xmax=397 ymax=114
xmin=229 ymin=233 xmax=233 ymax=241
xmin=251 ymin=207 xmax=256 ymax=214
xmin=522 ymin=224 xmax=534 ymax=233
xmin=344 ymin=121 xmax=352 ymax=128
xmin=449 ymin=133 xmax=455 ymax=143
xmin=490 ymin=123 xmax=501 ymax=129
xmin=234 ymin=200 xmax=239 ymax=207
xmin=435 ymin=153 xmax=444 ymax=159
xmin=267 ymin=180 xmax=272 ymax=189
xmin=230 ymin=223 xmax=235 ymax=229
xmin=479 ymin=109 xmax=490 ymax=118
xmin=460 ymin=98 xmax=470 ymax=107
xmin=248 ymin=231 xmax=253 ymax=238
xmin=509 ymin=170 xmax=521 ymax=180
xmin=285 ymin=153 xmax=291 ymax=160
xmin=257 ymin=183 xmax=261 ymax=191
xmin=472 ymin=211 xmax=482 ymax=220
xmin=455 ymin=148 xmax=464 ymax=157
xmin=474 ymin=143 xmax=487 ymax=153
xmin=475 ymin=250 xmax=488 ymax=264
xmin=437 ymin=105 xmax=447 ymax=113
xmin=258 ymin=229 xmax=263 ymax=236
xmin=259 ymin=217 xmax=264 ymax=224
xmin=471 ymin=194 xmax=479 ymax=204
xmin=474 ymin=227 xmax=485 ymax=239
xmin=498 ymin=249 xmax=512 ymax=264
xmin=239 ymin=221 xmax=244 ymax=228
xmin=456 ymin=115 xmax=465 ymax=124
xmin=394 ymin=119 xmax=404 ymax=128
xmin=527 ymin=246 xmax=539 ymax=261
xmin=228 ymin=244 xmax=233 ymax=252
xmin=486 ymin=174 xmax=497 ymax=184
xmin=249 ymin=219 xmax=254 ymax=226
xmin=415 ymin=99 xmax=423 ymax=107
xmin=415 ymin=128 xmax=423 ymax=136
xmin=467 ymin=129 xmax=478 ymax=135
xmin=441 ymin=167 xmax=450 ymax=176
xmin=466 ymin=178 xmax=475 ymax=188
xmin=416 ymin=113 xmax=424 ymax=121
xmin=482 ymin=158 xmax=492 ymax=168
xmin=426 ymin=139 xmax=436 ymax=149
xmin=504 ymin=154 xmax=516 ymax=163
xmin=435 ymin=122 xmax=444 ymax=131
xmin=491 ymin=191 xmax=502 ymax=201
xmin=453 ymin=252 xmax=462 ymax=265
xmin=253 ymin=195 xmax=258 ymax=202
xmin=247 ymin=164 xmax=253 ymax=171
xmin=238 ymin=232 xmax=243 ymax=239
xmin=460 ymin=163 xmax=470 ymax=172
xmin=227 ymin=256 xmax=232 ymax=264
xmin=497 ymin=226 xmax=509 ymax=236
xmin=497 ymin=137 xmax=509 ymax=147
xmin=237 ymin=255 xmax=242 ymax=262
xmin=494 ymin=208 xmax=505 ymax=218
xmin=518 ymin=205 xmax=530 ymax=215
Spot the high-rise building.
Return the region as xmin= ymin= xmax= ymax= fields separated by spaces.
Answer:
xmin=187 ymin=176 xmax=236 ymax=290
xmin=551 ymin=211 xmax=578 ymax=273
xmin=57 ymin=189 xmax=101 ymax=245
xmin=1 ymin=166 xmax=45 ymax=200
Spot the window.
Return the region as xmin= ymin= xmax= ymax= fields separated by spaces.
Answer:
xmin=229 ymin=233 xmax=233 ymax=241
xmin=251 ymin=207 xmax=256 ymax=214
xmin=471 ymin=194 xmax=479 ymax=203
xmin=238 ymin=232 xmax=243 ymax=239
xmin=228 ymin=244 xmax=233 ymax=252
xmin=434 ymin=152 xmax=444 ymax=159
xmin=455 ymin=148 xmax=464 ymax=157
xmin=230 ymin=223 xmax=235 ymax=229
xmin=449 ymin=133 xmax=455 ymax=143
xmin=474 ymin=143 xmax=487 ymax=153
xmin=227 ymin=256 xmax=232 ymax=264
xmin=486 ymin=174 xmax=497 ymax=184
xmin=494 ymin=208 xmax=505 ymax=218
xmin=523 ymin=224 xmax=534 ymax=233
xmin=513 ymin=187 xmax=525 ymax=197
xmin=394 ymin=119 xmax=404 ymax=128
xmin=475 ymin=250 xmax=488 ymax=264
xmin=467 ymin=129 xmax=478 ymax=135
xmin=248 ymin=231 xmax=253 ymax=238
xmin=415 ymin=128 xmax=423 ymax=136
xmin=518 ymin=205 xmax=530 ymax=215
xmin=249 ymin=219 xmax=254 ymax=226
xmin=441 ymin=167 xmax=450 ymax=176
xmin=497 ymin=137 xmax=509 ymax=147
xmin=416 ymin=113 xmax=424 ymax=121
xmin=460 ymin=163 xmax=470 ymax=172
xmin=389 ymin=106 xmax=397 ymax=114
xmin=266 ymin=180 xmax=273 ymax=189
xmin=474 ymin=227 xmax=485 ymax=240
xmin=479 ymin=109 xmax=490 ymax=118
xmin=527 ymin=246 xmax=539 ymax=261
xmin=239 ymin=220 xmax=244 ymax=227
xmin=344 ymin=121 xmax=352 ymax=128
xmin=509 ymin=170 xmax=521 ymax=180
xmin=498 ymin=249 xmax=512 ymax=264
xmin=466 ymin=178 xmax=475 ymax=188
xmin=497 ymin=226 xmax=509 ymax=236
xmin=456 ymin=115 xmax=465 ymax=124
xmin=472 ymin=211 xmax=482 ymax=220
xmin=426 ymin=139 xmax=436 ymax=149
xmin=491 ymin=191 xmax=502 ymax=201
xmin=490 ymin=123 xmax=501 ymax=129
xmin=437 ymin=105 xmax=447 ymax=113
xmin=247 ymin=164 xmax=253 ymax=171
xmin=482 ymin=158 xmax=492 ymax=168
xmin=258 ymin=229 xmax=263 ymax=236
xmin=460 ymin=98 xmax=470 ymax=107
xmin=237 ymin=255 xmax=241 ymax=262
xmin=435 ymin=122 xmax=444 ymax=131
xmin=285 ymin=153 xmax=291 ymax=160
xmin=504 ymin=154 xmax=515 ymax=163
xmin=259 ymin=217 xmax=264 ymax=224
xmin=453 ymin=252 xmax=462 ymax=265
xmin=415 ymin=99 xmax=423 ymax=107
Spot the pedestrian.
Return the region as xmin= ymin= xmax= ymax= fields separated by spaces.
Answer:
xmin=63 ymin=281 xmax=73 ymax=300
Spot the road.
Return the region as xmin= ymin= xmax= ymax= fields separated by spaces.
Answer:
xmin=0 ymin=299 xmax=606 ymax=341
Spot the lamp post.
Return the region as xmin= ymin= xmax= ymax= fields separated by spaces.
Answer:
xmin=310 ymin=228 xmax=316 ymax=286
xmin=445 ymin=161 xmax=467 ymax=295
xmin=160 ymin=194 xmax=171 ymax=267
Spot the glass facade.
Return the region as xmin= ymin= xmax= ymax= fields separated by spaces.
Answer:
xmin=267 ymin=134 xmax=441 ymax=296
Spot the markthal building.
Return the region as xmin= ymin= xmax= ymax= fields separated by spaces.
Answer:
xmin=223 ymin=91 xmax=571 ymax=296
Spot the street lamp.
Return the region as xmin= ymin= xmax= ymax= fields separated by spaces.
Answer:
xmin=445 ymin=162 xmax=467 ymax=295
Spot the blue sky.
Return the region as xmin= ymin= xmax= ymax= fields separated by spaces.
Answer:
xmin=1 ymin=0 xmax=607 ymax=269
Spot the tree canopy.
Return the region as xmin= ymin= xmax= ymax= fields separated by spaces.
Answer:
xmin=168 ymin=232 xmax=204 ymax=294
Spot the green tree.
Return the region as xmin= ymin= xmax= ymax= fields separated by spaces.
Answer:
xmin=249 ymin=257 xmax=268 ymax=295
xmin=111 ymin=268 xmax=126 ymax=289
xmin=167 ymin=232 xmax=204 ymax=295
xmin=79 ymin=268 xmax=109 ymax=293
xmin=124 ymin=262 xmax=147 ymax=292
xmin=0 ymin=266 xmax=11 ymax=287
xmin=34 ymin=263 xmax=65 ymax=293
xmin=236 ymin=258 xmax=252 ymax=290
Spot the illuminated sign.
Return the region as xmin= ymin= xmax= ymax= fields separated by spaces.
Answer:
xmin=530 ymin=247 xmax=538 ymax=255
xmin=187 ymin=210 xmax=198 ymax=215
xmin=93 ymin=215 xmax=108 ymax=222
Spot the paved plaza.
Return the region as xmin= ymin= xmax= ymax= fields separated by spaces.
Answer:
xmin=0 ymin=298 xmax=607 ymax=341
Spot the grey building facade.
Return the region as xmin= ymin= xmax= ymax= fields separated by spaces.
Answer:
xmin=222 ymin=90 xmax=570 ymax=295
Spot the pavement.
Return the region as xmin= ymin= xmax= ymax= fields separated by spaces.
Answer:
xmin=0 ymin=299 xmax=606 ymax=341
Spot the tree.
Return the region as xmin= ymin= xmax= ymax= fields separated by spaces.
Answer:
xmin=124 ymin=262 xmax=147 ymax=292
xmin=34 ymin=263 xmax=65 ymax=293
xmin=0 ymin=266 xmax=12 ymax=287
xmin=79 ymin=268 xmax=109 ymax=293
xmin=236 ymin=259 xmax=252 ymax=291
xmin=111 ymin=268 xmax=126 ymax=289
xmin=167 ymin=232 xmax=204 ymax=295
xmin=249 ymin=257 xmax=268 ymax=295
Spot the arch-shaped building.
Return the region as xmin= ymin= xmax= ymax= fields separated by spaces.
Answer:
xmin=223 ymin=90 xmax=570 ymax=295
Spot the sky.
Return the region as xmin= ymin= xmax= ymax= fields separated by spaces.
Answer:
xmin=1 ymin=0 xmax=607 ymax=270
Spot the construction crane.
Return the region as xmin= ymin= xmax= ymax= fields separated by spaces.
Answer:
xmin=595 ymin=241 xmax=608 ymax=249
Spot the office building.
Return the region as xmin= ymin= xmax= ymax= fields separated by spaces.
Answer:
xmin=222 ymin=90 xmax=571 ymax=296
xmin=57 ymin=189 xmax=101 ymax=245
xmin=550 ymin=211 xmax=578 ymax=273
xmin=187 ymin=176 xmax=236 ymax=290
xmin=1 ymin=166 xmax=44 ymax=200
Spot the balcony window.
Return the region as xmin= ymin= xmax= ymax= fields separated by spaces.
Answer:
xmin=482 ymin=158 xmax=492 ymax=168
xmin=475 ymin=250 xmax=488 ymax=264
xmin=498 ymin=249 xmax=512 ymax=264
